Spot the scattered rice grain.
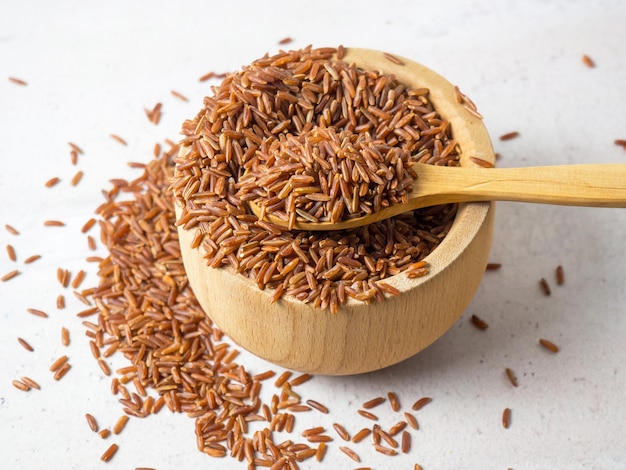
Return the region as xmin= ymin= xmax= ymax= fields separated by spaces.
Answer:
xmin=539 ymin=278 xmax=551 ymax=296
xmin=100 ymin=443 xmax=119 ymax=462
xmin=26 ymin=308 xmax=48 ymax=318
xmin=499 ymin=131 xmax=520 ymax=141
xmin=24 ymin=254 xmax=41 ymax=264
xmin=502 ymin=407 xmax=511 ymax=429
xmin=17 ymin=337 xmax=34 ymax=352
xmin=556 ymin=265 xmax=565 ymax=285
xmin=45 ymin=177 xmax=61 ymax=188
xmin=470 ymin=314 xmax=489 ymax=330
xmin=339 ymin=446 xmax=360 ymax=462
xmin=9 ymin=76 xmax=27 ymax=86
xmin=505 ymin=368 xmax=518 ymax=387
xmin=44 ymin=220 xmax=65 ymax=227
xmin=71 ymin=170 xmax=84 ymax=186
xmin=582 ymin=54 xmax=595 ymax=68
xmin=539 ymin=338 xmax=559 ymax=353
xmin=1 ymin=269 xmax=20 ymax=282
xmin=412 ymin=397 xmax=432 ymax=411
xmin=4 ymin=224 xmax=19 ymax=235
xmin=110 ymin=134 xmax=127 ymax=146
xmin=86 ymin=413 xmax=99 ymax=432
xmin=357 ymin=409 xmax=378 ymax=421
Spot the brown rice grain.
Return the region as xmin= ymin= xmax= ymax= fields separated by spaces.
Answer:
xmin=582 ymin=54 xmax=595 ymax=68
xmin=44 ymin=220 xmax=65 ymax=227
xmin=289 ymin=373 xmax=312 ymax=386
xmin=301 ymin=426 xmax=325 ymax=437
xmin=87 ymin=235 xmax=97 ymax=251
xmin=86 ymin=413 xmax=99 ymax=432
xmin=50 ymin=355 xmax=69 ymax=372
xmin=401 ymin=430 xmax=411 ymax=453
xmin=24 ymin=254 xmax=41 ymax=264
xmin=81 ymin=218 xmax=96 ymax=233
xmin=412 ymin=397 xmax=432 ymax=411
xmin=351 ymin=427 xmax=371 ymax=443
xmin=469 ymin=156 xmax=495 ymax=168
xmin=53 ymin=362 xmax=71 ymax=381
xmin=99 ymin=429 xmax=111 ymax=439
xmin=274 ymin=371 xmax=292 ymax=387
xmin=12 ymin=379 xmax=30 ymax=391
xmin=556 ymin=265 xmax=565 ymax=285
xmin=9 ymin=76 xmax=27 ymax=86
xmin=45 ymin=177 xmax=61 ymax=188
xmin=170 ymin=90 xmax=189 ymax=102
xmin=198 ymin=71 xmax=216 ymax=82
xmin=389 ymin=420 xmax=407 ymax=436
xmin=1 ymin=269 xmax=20 ymax=282
xmin=362 ymin=396 xmax=385 ymax=409
xmin=110 ymin=134 xmax=127 ymax=146
xmin=5 ymin=224 xmax=19 ymax=235
xmin=20 ymin=376 xmax=40 ymax=390
xmin=502 ymin=407 xmax=511 ymax=428
xmin=61 ymin=327 xmax=70 ymax=346
xmin=539 ymin=278 xmax=551 ymax=296
xmin=383 ymin=52 xmax=403 ymax=65
xmin=6 ymin=244 xmax=16 ymax=261
xmin=415 ymin=464 xmax=423 ymax=470
xmin=17 ymin=337 xmax=34 ymax=352
xmin=471 ymin=314 xmax=489 ymax=330
xmin=404 ymin=412 xmax=419 ymax=430
xmin=252 ymin=370 xmax=276 ymax=381
xmin=306 ymin=399 xmax=329 ymax=414
xmin=71 ymin=270 xmax=86 ymax=289
xmin=278 ymin=37 xmax=293 ymax=45
xmin=615 ymin=139 xmax=626 ymax=150
xmin=70 ymin=150 xmax=78 ymax=165
xmin=68 ymin=142 xmax=83 ymax=154
xmin=57 ymin=294 xmax=65 ymax=309
xmin=499 ymin=131 xmax=520 ymax=141
xmin=388 ymin=391 xmax=400 ymax=411
xmin=98 ymin=358 xmax=112 ymax=376
xmin=505 ymin=368 xmax=518 ymax=387
xmin=339 ymin=446 xmax=361 ymax=462
xmin=357 ymin=409 xmax=378 ymax=421
xmin=27 ymin=308 xmax=48 ymax=318
xmin=70 ymin=170 xmax=84 ymax=186
xmin=100 ymin=443 xmax=119 ymax=462
xmin=315 ymin=442 xmax=327 ymax=462
xmin=486 ymin=263 xmax=502 ymax=270
xmin=539 ymin=338 xmax=559 ymax=353
xmin=113 ymin=415 xmax=129 ymax=434
xmin=333 ymin=423 xmax=350 ymax=441
xmin=374 ymin=444 xmax=397 ymax=456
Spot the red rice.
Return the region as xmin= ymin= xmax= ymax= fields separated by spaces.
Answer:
xmin=4 ymin=224 xmax=19 ymax=235
xmin=110 ymin=134 xmax=128 ymax=146
xmin=306 ymin=399 xmax=329 ymax=414
xmin=86 ymin=413 xmax=99 ymax=432
xmin=21 ymin=376 xmax=40 ymax=390
xmin=26 ymin=308 xmax=48 ymax=318
xmin=71 ymin=170 xmax=84 ymax=186
xmin=339 ymin=446 xmax=360 ymax=462
xmin=502 ymin=407 xmax=511 ymax=428
xmin=362 ymin=397 xmax=385 ymax=409
xmin=17 ymin=337 xmax=34 ymax=352
xmin=333 ymin=423 xmax=350 ymax=441
xmin=499 ymin=131 xmax=520 ymax=141
xmin=556 ymin=265 xmax=565 ymax=285
xmin=6 ymin=244 xmax=16 ymax=261
xmin=170 ymin=90 xmax=188 ymax=102
xmin=412 ymin=397 xmax=432 ymax=411
xmin=61 ymin=327 xmax=70 ymax=346
xmin=24 ymin=254 xmax=41 ymax=264
xmin=505 ymin=368 xmax=518 ymax=387
xmin=539 ymin=278 xmax=551 ymax=296
xmin=539 ymin=338 xmax=559 ymax=353
xmin=486 ymin=263 xmax=502 ymax=270
xmin=278 ymin=37 xmax=293 ymax=45
xmin=100 ymin=443 xmax=119 ymax=462
xmin=351 ymin=428 xmax=371 ymax=443
xmin=44 ymin=220 xmax=65 ymax=227
xmin=9 ymin=76 xmax=27 ymax=86
xmin=357 ymin=409 xmax=378 ymax=421
xmin=582 ymin=54 xmax=595 ymax=68
xmin=401 ymin=430 xmax=411 ymax=453
xmin=45 ymin=177 xmax=61 ymax=188
xmin=1 ymin=269 xmax=20 ymax=282
xmin=470 ymin=314 xmax=489 ymax=330
xmin=387 ymin=391 xmax=400 ymax=411
xmin=615 ymin=139 xmax=626 ymax=150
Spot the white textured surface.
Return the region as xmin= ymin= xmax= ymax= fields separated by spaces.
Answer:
xmin=1 ymin=1 xmax=625 ymax=469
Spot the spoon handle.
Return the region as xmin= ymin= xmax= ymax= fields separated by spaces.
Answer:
xmin=418 ymin=163 xmax=626 ymax=207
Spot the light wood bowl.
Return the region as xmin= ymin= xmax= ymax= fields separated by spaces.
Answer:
xmin=176 ymin=48 xmax=495 ymax=375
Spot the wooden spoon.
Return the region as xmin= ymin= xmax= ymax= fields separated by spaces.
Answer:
xmin=249 ymin=162 xmax=626 ymax=231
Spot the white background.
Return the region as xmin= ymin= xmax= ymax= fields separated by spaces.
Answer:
xmin=1 ymin=1 xmax=625 ymax=469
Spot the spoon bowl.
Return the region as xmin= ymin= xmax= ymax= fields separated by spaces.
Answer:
xmin=176 ymin=48 xmax=496 ymax=375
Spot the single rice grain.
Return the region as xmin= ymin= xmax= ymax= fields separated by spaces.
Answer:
xmin=539 ymin=338 xmax=559 ymax=353
xmin=339 ymin=446 xmax=360 ymax=462
xmin=502 ymin=408 xmax=511 ymax=428
xmin=412 ymin=397 xmax=432 ymax=411
xmin=471 ymin=314 xmax=489 ymax=330
xmin=556 ymin=265 xmax=565 ymax=285
xmin=540 ymin=278 xmax=551 ymax=296
xmin=17 ymin=337 xmax=34 ymax=352
xmin=100 ymin=443 xmax=119 ymax=462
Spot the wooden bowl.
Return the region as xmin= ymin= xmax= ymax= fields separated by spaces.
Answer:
xmin=176 ymin=48 xmax=495 ymax=375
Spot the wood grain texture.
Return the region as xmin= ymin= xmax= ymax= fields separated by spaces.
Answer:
xmin=264 ymin=163 xmax=626 ymax=230
xmin=175 ymin=47 xmax=496 ymax=375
